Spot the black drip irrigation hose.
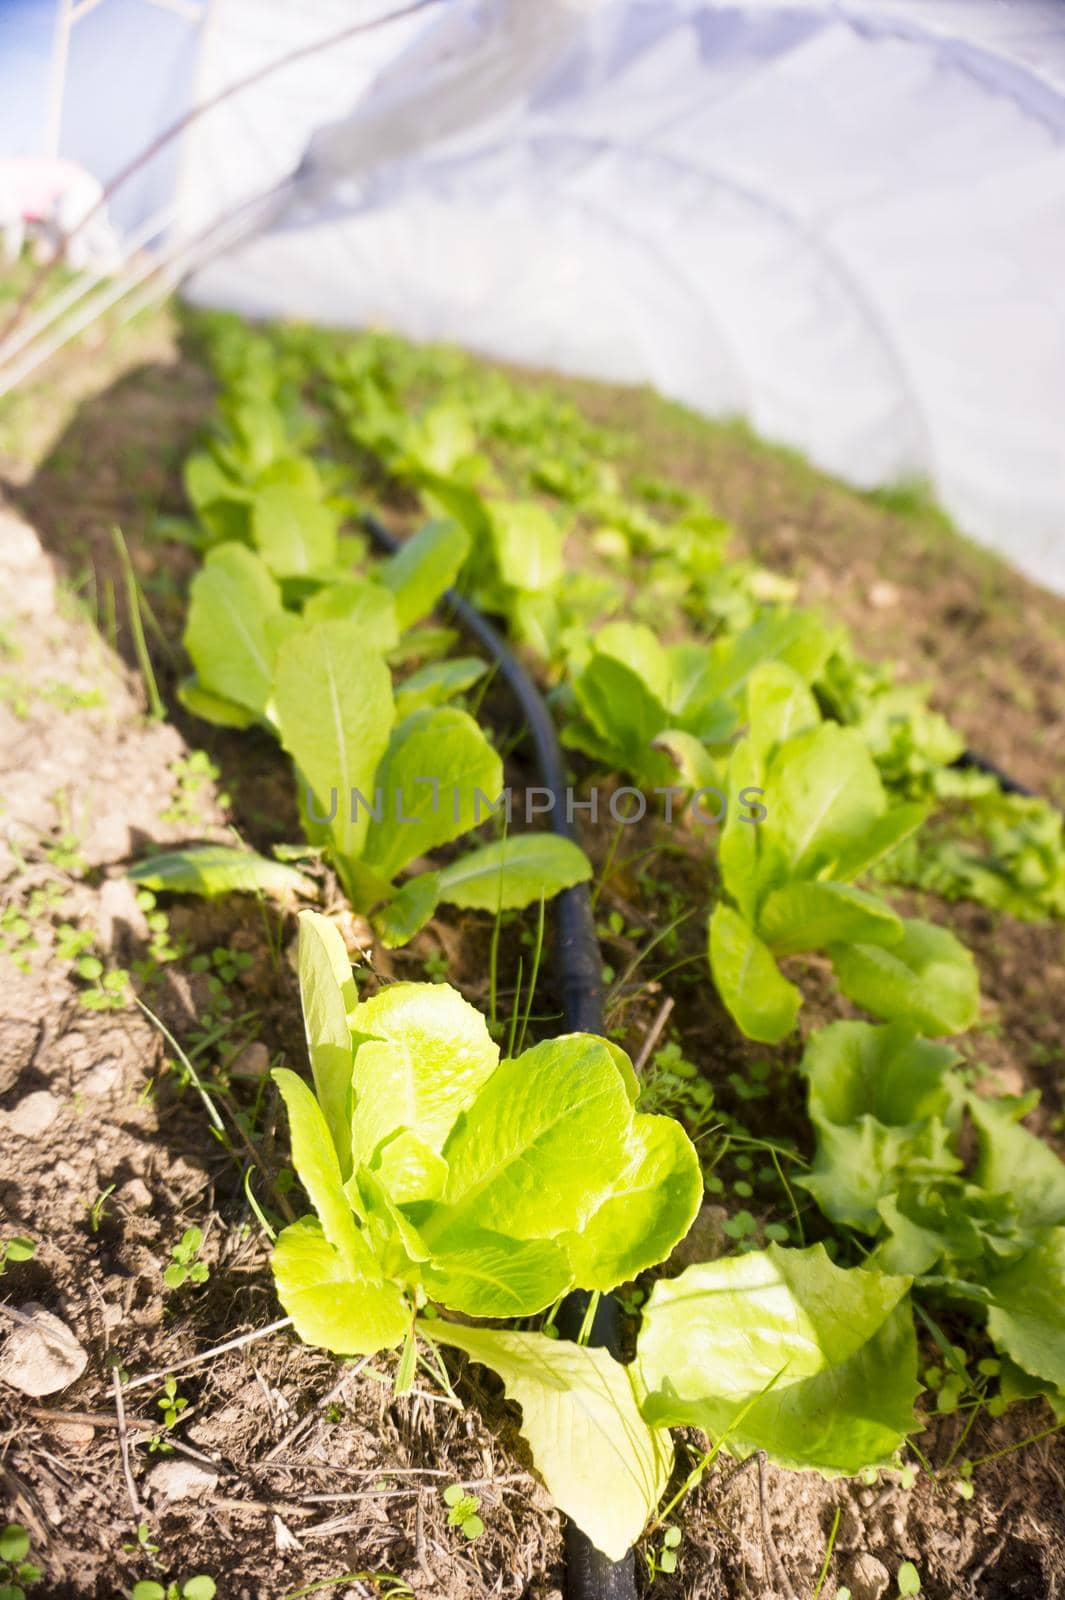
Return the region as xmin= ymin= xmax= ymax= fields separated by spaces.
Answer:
xmin=365 ymin=515 xmax=636 ymax=1600
xmin=952 ymin=748 xmax=1034 ymax=798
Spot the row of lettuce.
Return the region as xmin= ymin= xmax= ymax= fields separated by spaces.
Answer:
xmin=128 ymin=311 xmax=1065 ymax=1562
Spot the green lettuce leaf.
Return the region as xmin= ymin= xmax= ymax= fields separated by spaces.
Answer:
xmin=393 ymin=656 xmax=487 ymax=719
xmin=297 ymin=910 xmax=357 ymax=1175
xmin=184 ymin=542 xmax=287 ymax=718
xmin=986 ymin=1228 xmax=1065 ymax=1391
xmin=128 ymin=844 xmax=312 ymax=899
xmin=373 ymin=872 xmax=441 ymax=948
xmin=360 ymin=706 xmax=503 ymax=883
xmin=272 ymin=1216 xmax=408 ymax=1356
xmin=252 ymin=483 xmax=338 ymax=576
xmin=708 ymin=903 xmax=801 ymax=1044
xmin=830 ymin=917 xmax=980 ymax=1035
xmin=273 ymin=619 xmax=395 ymax=868
xmin=350 ymin=982 xmax=499 ymax=1168
xmin=436 ymin=833 xmax=592 ymax=911
xmin=637 ymin=1244 xmax=917 ymax=1475
xmin=301 ymin=578 xmax=399 ymax=651
xmin=759 ymin=882 xmax=903 ymax=957
xmin=426 ymin=1322 xmax=671 ymax=1561
xmin=558 ymin=1114 xmax=702 ymax=1290
xmin=377 ymin=518 xmax=470 ymax=629
xmin=489 ymin=501 xmax=565 ymax=592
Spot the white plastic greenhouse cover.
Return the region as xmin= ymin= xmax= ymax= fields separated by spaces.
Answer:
xmin=15 ymin=0 xmax=1065 ymax=591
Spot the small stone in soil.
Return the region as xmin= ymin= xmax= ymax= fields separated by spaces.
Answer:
xmin=230 ymin=1041 xmax=271 ymax=1079
xmin=148 ymin=1457 xmax=219 ymax=1502
xmin=6 ymin=1089 xmax=61 ymax=1138
xmin=81 ymin=1058 xmax=122 ymax=1096
xmin=0 ymin=1303 xmax=89 ymax=1396
xmin=51 ymin=1420 xmax=95 ymax=1449
xmin=117 ymin=1177 xmax=153 ymax=1212
xmin=845 ymin=1551 xmax=891 ymax=1600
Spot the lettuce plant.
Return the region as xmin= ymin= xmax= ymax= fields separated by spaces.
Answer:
xmin=796 ymin=1019 xmax=1065 ymax=1414
xmin=135 ymin=525 xmax=591 ymax=942
xmin=561 ymin=609 xmax=840 ymax=791
xmin=270 ymin=911 xmax=701 ymax=1557
xmin=708 ymin=663 xmax=979 ymax=1042
xmin=271 ymin=913 xmax=922 ymax=1557
xmin=635 ymin=1242 xmax=919 ymax=1476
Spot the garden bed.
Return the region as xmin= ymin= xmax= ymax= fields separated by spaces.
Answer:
xmin=0 ymin=301 xmax=1063 ymax=1600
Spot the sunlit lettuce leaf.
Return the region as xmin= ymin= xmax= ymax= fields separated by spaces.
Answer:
xmin=360 ymin=706 xmax=503 ymax=882
xmin=436 ymin=833 xmax=592 ymax=912
xmin=393 ymin=656 xmax=487 ymax=720
xmin=422 ymin=1230 xmax=571 ymax=1317
xmin=271 ymin=1216 xmax=407 ymax=1356
xmin=273 ymin=619 xmax=395 ymax=869
xmin=558 ymin=1113 xmax=702 ymax=1290
xmin=376 ymin=517 xmax=470 ymax=629
xmin=349 ymin=982 xmax=499 ymax=1167
xmin=830 ymin=917 xmax=980 ymax=1035
xmin=128 ymin=844 xmax=312 ymax=899
xmin=759 ymin=881 xmax=903 ymax=957
xmin=297 ymin=910 xmax=357 ymax=1175
xmin=184 ymin=542 xmax=287 ymax=718
xmin=301 ymin=577 xmax=399 ymax=652
xmin=252 ymin=482 xmax=338 ymax=576
xmin=637 ymin=1244 xmax=917 ymax=1475
xmin=708 ymin=903 xmax=801 ymax=1044
xmin=427 ymin=1322 xmax=672 ymax=1561
xmin=488 ymin=501 xmax=564 ymax=592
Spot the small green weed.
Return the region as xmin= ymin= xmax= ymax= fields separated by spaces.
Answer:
xmin=132 ymin=1577 xmax=216 ymax=1600
xmin=163 ymin=1228 xmax=209 ymax=1290
xmin=0 ymin=1236 xmax=35 ymax=1274
xmin=442 ymin=1484 xmax=484 ymax=1540
xmin=0 ymin=1522 xmax=42 ymax=1596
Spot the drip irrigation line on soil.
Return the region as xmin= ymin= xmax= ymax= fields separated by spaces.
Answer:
xmin=952 ymin=748 xmax=1035 ymax=797
xmin=364 ymin=513 xmax=635 ymax=1600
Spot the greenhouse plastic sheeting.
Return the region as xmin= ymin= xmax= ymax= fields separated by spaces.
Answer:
xmin=178 ymin=1 xmax=1065 ymax=593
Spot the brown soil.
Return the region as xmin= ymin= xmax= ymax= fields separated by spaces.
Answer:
xmin=0 ymin=309 xmax=1062 ymax=1600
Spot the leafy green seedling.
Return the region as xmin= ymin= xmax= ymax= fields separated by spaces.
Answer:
xmin=142 ymin=525 xmax=592 ymax=947
xmin=0 ymin=1522 xmax=42 ymax=1597
xmin=270 ymin=910 xmax=701 ymax=1561
xmin=709 ymin=663 xmax=976 ymax=1042
xmin=796 ymin=1018 xmax=1065 ymax=1388
xmin=0 ymin=1237 xmax=35 ymax=1275
xmin=88 ymin=1185 xmax=116 ymax=1234
xmin=442 ymin=1485 xmax=484 ymax=1540
xmin=150 ymin=1378 xmax=189 ymax=1451
xmin=897 ymin=1562 xmax=921 ymax=1596
xmin=131 ymin=1577 xmax=216 ymax=1600
xmin=163 ymin=1228 xmax=209 ymax=1290
xmin=647 ymin=1525 xmax=682 ymax=1577
xmin=122 ymin=1524 xmax=159 ymax=1558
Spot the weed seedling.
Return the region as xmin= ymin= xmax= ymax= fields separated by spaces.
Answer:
xmin=645 ymin=1525 xmax=682 ymax=1578
xmin=163 ymin=1227 xmax=209 ymax=1289
xmin=131 ymin=1577 xmax=216 ymax=1600
xmin=0 ymin=1237 xmax=35 ymax=1275
xmin=149 ymin=1377 xmax=189 ymax=1451
xmin=0 ymin=1522 xmax=41 ymax=1596
xmin=122 ymin=1523 xmax=159 ymax=1559
xmin=87 ymin=1185 xmax=116 ymax=1233
xmin=442 ymin=1485 xmax=484 ymax=1540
